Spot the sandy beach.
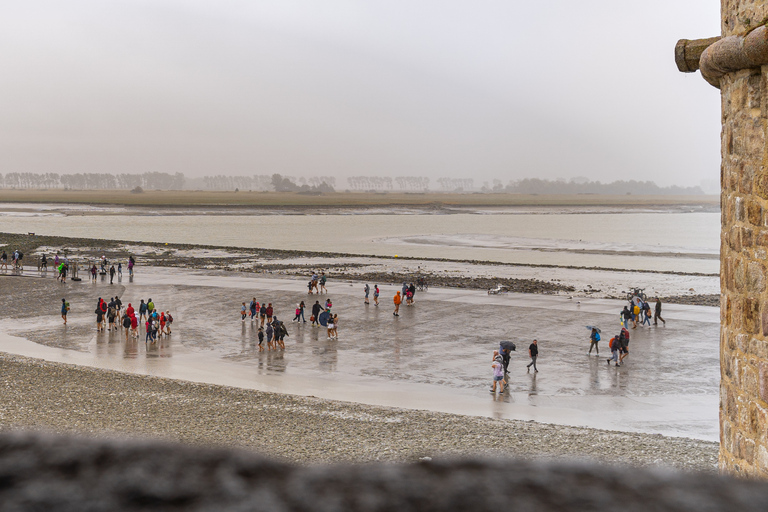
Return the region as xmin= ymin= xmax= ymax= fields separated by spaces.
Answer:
xmin=0 ymin=214 xmax=723 ymax=471
xmin=0 ymin=351 xmax=718 ymax=470
xmin=0 ymin=260 xmax=720 ymax=471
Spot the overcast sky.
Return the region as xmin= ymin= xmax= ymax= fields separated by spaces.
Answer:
xmin=0 ymin=1 xmax=722 ymax=187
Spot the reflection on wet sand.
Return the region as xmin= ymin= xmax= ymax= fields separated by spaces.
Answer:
xmin=0 ymin=268 xmax=720 ymax=440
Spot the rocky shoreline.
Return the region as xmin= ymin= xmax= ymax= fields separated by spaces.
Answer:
xmin=0 ymin=352 xmax=718 ymax=471
xmin=0 ymin=232 xmax=719 ymax=305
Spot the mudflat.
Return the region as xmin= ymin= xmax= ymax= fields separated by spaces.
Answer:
xmin=0 ymin=189 xmax=720 ymax=208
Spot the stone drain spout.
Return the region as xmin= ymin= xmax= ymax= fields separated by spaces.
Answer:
xmin=677 ymin=26 xmax=768 ymax=87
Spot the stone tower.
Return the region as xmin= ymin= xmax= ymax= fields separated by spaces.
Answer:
xmin=676 ymin=2 xmax=768 ymax=476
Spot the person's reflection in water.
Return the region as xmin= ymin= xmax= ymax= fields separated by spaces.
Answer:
xmin=315 ymin=340 xmax=338 ymax=373
xmin=528 ymin=372 xmax=538 ymax=401
xmin=589 ymin=357 xmax=601 ymax=392
xmin=265 ymin=350 xmax=286 ymax=373
xmin=124 ymin=337 xmax=138 ymax=359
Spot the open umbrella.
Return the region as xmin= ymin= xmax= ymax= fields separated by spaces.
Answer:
xmin=318 ymin=311 xmax=331 ymax=327
xmin=499 ymin=341 xmax=516 ymax=352
xmin=585 ymin=325 xmax=601 ymax=333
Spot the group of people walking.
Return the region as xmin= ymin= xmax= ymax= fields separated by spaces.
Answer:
xmin=490 ymin=339 xmax=539 ymax=393
xmin=0 ymin=249 xmax=24 ymax=271
xmin=86 ymin=296 xmax=172 ymax=343
xmin=241 ymin=298 xmax=291 ymax=351
xmin=621 ymin=297 xmax=665 ymax=329
xmin=307 ymin=272 xmax=327 ymax=294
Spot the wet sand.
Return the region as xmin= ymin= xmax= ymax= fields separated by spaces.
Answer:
xmin=0 ymin=352 xmax=717 ymax=471
xmin=0 ymin=190 xmax=721 ymax=208
xmin=0 ymin=231 xmax=719 ymax=304
xmin=0 ymin=267 xmax=720 ymax=442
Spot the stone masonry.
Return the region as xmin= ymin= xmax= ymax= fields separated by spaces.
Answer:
xmin=719 ymin=1 xmax=768 ymax=477
xmin=686 ymin=1 xmax=768 ymax=477
xmin=676 ymin=1 xmax=768 ymax=476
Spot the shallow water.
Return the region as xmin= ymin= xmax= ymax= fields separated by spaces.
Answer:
xmin=0 ymin=269 xmax=719 ymax=440
xmin=0 ymin=208 xmax=720 ymax=273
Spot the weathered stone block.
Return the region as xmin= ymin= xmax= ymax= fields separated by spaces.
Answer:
xmin=745 ymin=364 xmax=759 ymax=398
xmin=748 ymin=198 xmax=763 ymax=225
xmin=741 ymin=226 xmax=754 ymax=248
xmin=738 ymin=332 xmax=752 ymax=353
xmin=743 ymin=297 xmax=761 ymax=333
xmin=759 ymin=362 xmax=768 ymax=404
xmin=750 ymin=338 xmax=768 ymax=360
xmin=747 ymin=261 xmax=766 ymax=292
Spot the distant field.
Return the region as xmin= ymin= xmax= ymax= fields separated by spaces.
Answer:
xmin=0 ymin=189 xmax=720 ymax=208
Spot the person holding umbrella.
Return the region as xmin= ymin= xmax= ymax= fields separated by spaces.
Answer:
xmin=587 ymin=326 xmax=601 ymax=356
xmin=499 ymin=341 xmax=516 ymax=374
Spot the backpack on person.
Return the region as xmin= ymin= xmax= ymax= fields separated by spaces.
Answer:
xmin=65 ymin=302 xmax=70 ymax=312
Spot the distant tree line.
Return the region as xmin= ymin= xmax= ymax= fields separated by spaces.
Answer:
xmin=498 ymin=178 xmax=704 ymax=195
xmin=0 ymin=172 xmax=705 ymax=195
xmin=0 ymin=172 xmax=185 ymax=190
xmin=347 ymin=176 xmax=433 ymax=191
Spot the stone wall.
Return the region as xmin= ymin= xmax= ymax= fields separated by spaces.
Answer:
xmin=0 ymin=432 xmax=767 ymax=511
xmin=719 ymin=0 xmax=768 ymax=477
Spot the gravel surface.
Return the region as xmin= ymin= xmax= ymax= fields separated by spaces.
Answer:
xmin=0 ymin=352 xmax=718 ymax=471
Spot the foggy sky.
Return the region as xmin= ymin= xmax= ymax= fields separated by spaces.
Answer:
xmin=0 ymin=1 xmax=722 ymax=187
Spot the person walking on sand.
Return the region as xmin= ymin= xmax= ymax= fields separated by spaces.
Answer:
xmin=266 ymin=303 xmax=274 ymax=324
xmin=241 ymin=302 xmax=247 ymax=322
xmin=259 ymin=302 xmax=267 ymax=327
xmin=491 ymin=352 xmax=505 ymax=393
xmin=266 ymin=322 xmax=274 ymax=350
xmin=393 ymin=291 xmax=402 ymax=316
xmin=607 ymin=334 xmax=620 ymax=366
xmin=621 ymin=306 xmax=632 ymax=329
xmin=588 ymin=328 xmax=600 ymax=356
xmin=327 ymin=313 xmax=335 ymax=339
xmin=293 ymin=303 xmax=302 ymax=322
xmin=122 ymin=312 xmax=132 ymax=339
xmin=526 ymin=339 xmax=539 ymax=373
xmin=274 ymin=317 xmax=287 ymax=349
xmin=640 ymin=301 xmax=652 ymax=327
xmin=298 ymin=301 xmax=306 ymax=322
xmin=0 ymin=251 xmax=6 ymax=271
xmin=95 ymin=300 xmax=105 ymax=332
xmin=128 ymin=255 xmax=135 ymax=277
xmin=654 ymin=298 xmax=666 ymax=326
xmin=311 ymin=301 xmax=324 ymax=326
xmin=257 ymin=327 xmax=264 ymax=351
xmin=364 ymin=283 xmax=370 ymax=304
xmin=90 ymin=264 xmax=97 ymax=281
xmin=139 ymin=300 xmax=148 ymax=323
xmin=61 ymin=298 xmax=69 ymax=325
xmin=618 ymin=329 xmax=630 ymax=365
xmin=373 ymin=285 xmax=380 ymax=306
xmin=109 ymin=264 xmax=116 ymax=284
xmin=319 ymin=272 xmax=327 ymax=294
xmin=250 ymin=298 xmax=257 ymax=322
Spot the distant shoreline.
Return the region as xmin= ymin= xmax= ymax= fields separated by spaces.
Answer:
xmin=0 ymin=189 xmax=720 ymax=208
